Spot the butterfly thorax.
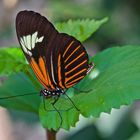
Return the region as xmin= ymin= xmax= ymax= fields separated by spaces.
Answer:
xmin=40 ymin=88 xmax=65 ymax=98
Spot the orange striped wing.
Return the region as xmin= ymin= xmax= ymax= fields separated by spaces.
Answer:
xmin=57 ymin=34 xmax=91 ymax=89
xmin=16 ymin=10 xmax=59 ymax=90
xmin=30 ymin=57 xmax=55 ymax=90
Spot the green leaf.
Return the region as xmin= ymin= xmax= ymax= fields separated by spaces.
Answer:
xmin=0 ymin=47 xmax=27 ymax=76
xmin=55 ymin=17 xmax=108 ymax=42
xmin=39 ymin=45 xmax=140 ymax=131
xmin=78 ymin=45 xmax=140 ymax=117
xmin=0 ymin=72 xmax=40 ymax=114
xmin=39 ymin=96 xmax=79 ymax=130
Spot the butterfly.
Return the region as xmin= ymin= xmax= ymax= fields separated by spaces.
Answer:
xmin=16 ymin=10 xmax=93 ymax=115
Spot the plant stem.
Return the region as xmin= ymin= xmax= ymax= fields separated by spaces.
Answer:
xmin=46 ymin=129 xmax=57 ymax=140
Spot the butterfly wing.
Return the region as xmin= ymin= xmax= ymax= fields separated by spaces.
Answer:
xmin=16 ymin=10 xmax=92 ymax=91
xmin=57 ymin=34 xmax=91 ymax=89
xmin=16 ymin=10 xmax=59 ymax=90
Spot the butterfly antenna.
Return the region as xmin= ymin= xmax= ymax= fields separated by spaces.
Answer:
xmin=42 ymin=96 xmax=49 ymax=111
xmin=0 ymin=92 xmax=39 ymax=100
xmin=16 ymin=70 xmax=40 ymax=91
xmin=64 ymin=93 xmax=80 ymax=111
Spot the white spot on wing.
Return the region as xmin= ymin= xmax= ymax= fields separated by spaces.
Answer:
xmin=31 ymin=32 xmax=38 ymax=49
xmin=26 ymin=35 xmax=31 ymax=50
xmin=23 ymin=36 xmax=27 ymax=46
xmin=36 ymin=36 xmax=44 ymax=43
xmin=20 ymin=38 xmax=31 ymax=55
xmin=27 ymin=51 xmax=32 ymax=56
xmin=20 ymin=32 xmax=44 ymax=56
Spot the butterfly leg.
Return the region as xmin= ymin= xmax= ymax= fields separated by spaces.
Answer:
xmin=51 ymin=96 xmax=63 ymax=128
xmin=64 ymin=93 xmax=80 ymax=111
xmin=42 ymin=96 xmax=47 ymax=111
xmin=42 ymin=96 xmax=73 ymax=112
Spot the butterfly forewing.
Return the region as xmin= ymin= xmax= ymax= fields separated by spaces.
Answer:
xmin=16 ymin=11 xmax=60 ymax=90
xmin=16 ymin=10 xmax=91 ymax=91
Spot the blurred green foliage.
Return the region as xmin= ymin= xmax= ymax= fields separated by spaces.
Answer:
xmin=0 ymin=47 xmax=27 ymax=76
xmin=55 ymin=18 xmax=108 ymax=42
xmin=46 ymin=0 xmax=140 ymax=50
xmin=66 ymin=110 xmax=138 ymax=140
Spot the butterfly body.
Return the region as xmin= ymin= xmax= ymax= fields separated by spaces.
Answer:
xmin=40 ymin=88 xmax=65 ymax=98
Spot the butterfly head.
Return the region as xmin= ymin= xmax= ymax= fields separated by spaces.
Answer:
xmin=40 ymin=88 xmax=65 ymax=98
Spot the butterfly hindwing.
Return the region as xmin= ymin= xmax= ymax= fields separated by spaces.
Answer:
xmin=58 ymin=34 xmax=89 ymax=88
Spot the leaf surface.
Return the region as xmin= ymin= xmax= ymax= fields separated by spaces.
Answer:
xmin=55 ymin=18 xmax=108 ymax=42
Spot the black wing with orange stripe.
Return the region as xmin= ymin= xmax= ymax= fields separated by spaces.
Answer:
xmin=16 ymin=10 xmax=59 ymax=90
xmin=16 ymin=10 xmax=92 ymax=91
xmin=59 ymin=34 xmax=90 ymax=88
